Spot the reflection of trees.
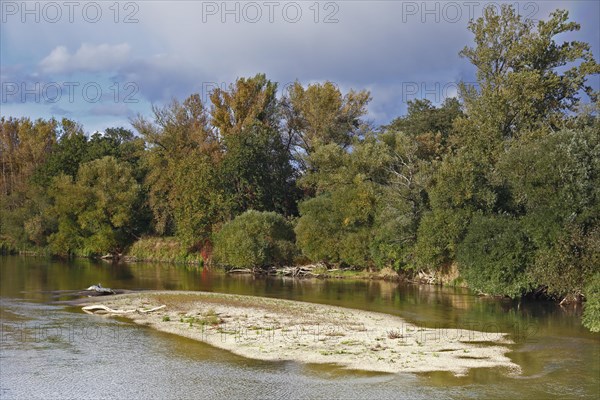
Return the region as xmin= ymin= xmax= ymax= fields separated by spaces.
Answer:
xmin=2 ymin=257 xmax=592 ymax=342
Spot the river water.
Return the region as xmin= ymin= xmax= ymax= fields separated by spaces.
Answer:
xmin=0 ymin=256 xmax=598 ymax=399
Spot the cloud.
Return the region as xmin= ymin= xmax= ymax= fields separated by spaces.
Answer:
xmin=88 ymin=103 xmax=135 ymax=117
xmin=1 ymin=0 xmax=596 ymax=130
xmin=39 ymin=43 xmax=131 ymax=74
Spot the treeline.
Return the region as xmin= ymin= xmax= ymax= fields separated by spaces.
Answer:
xmin=1 ymin=6 xmax=599 ymax=330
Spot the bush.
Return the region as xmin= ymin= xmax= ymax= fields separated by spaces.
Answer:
xmin=127 ymin=237 xmax=203 ymax=264
xmin=457 ymin=214 xmax=534 ymax=298
xmin=0 ymin=235 xmax=18 ymax=255
xmin=294 ymin=195 xmax=342 ymax=263
xmin=213 ymin=210 xmax=296 ymax=268
xmin=414 ymin=208 xmax=472 ymax=270
xmin=295 ymin=191 xmax=374 ymax=267
xmin=582 ymin=273 xmax=600 ymax=333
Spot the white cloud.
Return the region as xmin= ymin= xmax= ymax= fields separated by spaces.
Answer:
xmin=2 ymin=0 xmax=595 ymax=130
xmin=39 ymin=43 xmax=131 ymax=74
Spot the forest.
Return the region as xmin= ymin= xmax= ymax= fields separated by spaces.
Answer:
xmin=1 ymin=6 xmax=599 ymax=331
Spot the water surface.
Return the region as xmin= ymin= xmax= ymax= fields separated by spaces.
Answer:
xmin=1 ymin=256 xmax=598 ymax=399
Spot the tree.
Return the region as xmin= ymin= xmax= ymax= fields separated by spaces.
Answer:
xmin=498 ymin=126 xmax=600 ymax=299
xmin=583 ymin=273 xmax=600 ymax=332
xmin=48 ymin=156 xmax=141 ymax=256
xmin=169 ymin=149 xmax=224 ymax=246
xmin=457 ymin=214 xmax=534 ymax=297
xmin=385 ymin=98 xmax=463 ymax=160
xmin=458 ymin=6 xmax=599 ymax=142
xmin=282 ymin=81 xmax=371 ymax=171
xmin=210 ymin=75 xmax=298 ymax=217
xmin=416 ymin=5 xmax=599 ymax=277
xmin=135 ymin=83 xmax=298 ymax=247
xmin=134 ymin=94 xmax=219 ymax=238
xmin=370 ymin=132 xmax=429 ymax=270
xmin=295 ymin=136 xmax=388 ymax=267
xmin=85 ymin=127 xmax=145 ymax=172
xmin=220 ymin=123 xmax=298 ymax=217
xmin=213 ymin=210 xmax=296 ymax=269
xmin=33 ymin=119 xmax=88 ymax=186
xmin=0 ymin=118 xmax=57 ymax=250
xmin=1 ymin=117 xmax=57 ymax=195
xmin=210 ymin=73 xmax=279 ymax=137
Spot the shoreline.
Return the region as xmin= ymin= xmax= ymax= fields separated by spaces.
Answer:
xmin=1 ymin=252 xmax=446 ymax=285
xmin=81 ymin=291 xmax=521 ymax=376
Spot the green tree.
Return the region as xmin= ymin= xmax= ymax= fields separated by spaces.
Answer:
xmin=48 ymin=156 xmax=141 ymax=256
xmin=213 ymin=210 xmax=296 ymax=268
xmin=370 ymin=132 xmax=429 ymax=270
xmin=210 ymin=73 xmax=279 ymax=137
xmin=457 ymin=214 xmax=534 ymax=297
xmin=498 ymin=127 xmax=600 ymax=299
xmin=295 ymin=136 xmax=388 ymax=266
xmin=282 ymin=81 xmax=371 ymax=172
xmin=385 ymin=98 xmax=463 ymax=160
xmin=85 ymin=127 xmax=145 ymax=172
xmin=458 ymin=6 xmax=598 ymax=142
xmin=582 ymin=273 xmax=600 ymax=332
xmin=416 ymin=5 xmax=599 ymax=276
xmin=0 ymin=117 xmax=57 ymax=250
xmin=32 ymin=119 xmax=88 ymax=186
xmin=134 ymin=94 xmax=219 ymax=239
xmin=220 ymin=124 xmax=298 ymax=217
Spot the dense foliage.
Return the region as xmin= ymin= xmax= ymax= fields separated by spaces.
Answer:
xmin=213 ymin=210 xmax=296 ymax=269
xmin=583 ymin=274 xmax=600 ymax=332
xmin=1 ymin=6 xmax=598 ymax=330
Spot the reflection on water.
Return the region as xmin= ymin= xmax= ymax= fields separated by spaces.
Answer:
xmin=0 ymin=256 xmax=599 ymax=399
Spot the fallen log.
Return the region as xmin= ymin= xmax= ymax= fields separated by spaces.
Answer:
xmin=226 ymin=268 xmax=253 ymax=274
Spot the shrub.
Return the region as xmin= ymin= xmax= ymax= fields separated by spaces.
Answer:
xmin=582 ymin=273 xmax=600 ymax=333
xmin=0 ymin=235 xmax=18 ymax=255
xmin=457 ymin=214 xmax=534 ymax=298
xmin=295 ymin=192 xmax=374 ymax=267
xmin=127 ymin=237 xmax=202 ymax=264
xmin=294 ymin=194 xmax=342 ymax=264
xmin=213 ymin=210 xmax=296 ymax=268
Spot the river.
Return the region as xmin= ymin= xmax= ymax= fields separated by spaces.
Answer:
xmin=0 ymin=256 xmax=598 ymax=399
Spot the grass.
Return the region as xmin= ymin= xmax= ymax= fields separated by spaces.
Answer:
xmin=0 ymin=238 xmax=53 ymax=257
xmin=387 ymin=329 xmax=403 ymax=339
xmin=179 ymin=308 xmax=222 ymax=327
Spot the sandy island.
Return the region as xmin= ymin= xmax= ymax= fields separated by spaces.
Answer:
xmin=81 ymin=291 xmax=520 ymax=376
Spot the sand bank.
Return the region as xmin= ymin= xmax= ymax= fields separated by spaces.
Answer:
xmin=81 ymin=291 xmax=520 ymax=376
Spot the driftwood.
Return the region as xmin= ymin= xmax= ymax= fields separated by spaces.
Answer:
xmin=279 ymin=264 xmax=328 ymax=278
xmin=80 ymin=283 xmax=115 ymax=296
xmin=417 ymin=270 xmax=437 ymax=285
xmin=82 ymin=304 xmax=166 ymax=315
xmin=227 ymin=268 xmax=253 ymax=274
xmin=226 ymin=264 xmax=361 ymax=279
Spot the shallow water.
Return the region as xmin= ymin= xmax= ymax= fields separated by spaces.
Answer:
xmin=0 ymin=256 xmax=598 ymax=399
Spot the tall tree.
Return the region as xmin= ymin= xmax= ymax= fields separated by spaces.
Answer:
xmin=48 ymin=156 xmax=141 ymax=256
xmin=458 ymin=5 xmax=599 ymax=142
xmin=282 ymin=81 xmax=371 ymax=169
xmin=134 ymin=94 xmax=219 ymax=238
xmin=417 ymin=5 xmax=599 ymax=272
xmin=210 ymin=73 xmax=278 ymax=137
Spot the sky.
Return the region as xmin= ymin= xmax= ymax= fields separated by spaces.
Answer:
xmin=1 ymin=0 xmax=599 ymax=134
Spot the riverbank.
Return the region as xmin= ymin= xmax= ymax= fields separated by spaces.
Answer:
xmin=81 ymin=291 xmax=520 ymax=376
